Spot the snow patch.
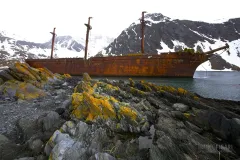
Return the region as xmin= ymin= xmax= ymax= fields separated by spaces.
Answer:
xmin=157 ymin=41 xmax=174 ymax=53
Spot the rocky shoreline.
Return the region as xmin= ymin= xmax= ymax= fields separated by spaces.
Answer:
xmin=0 ymin=63 xmax=240 ymax=160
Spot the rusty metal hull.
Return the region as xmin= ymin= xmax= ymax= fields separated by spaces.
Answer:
xmin=25 ymin=53 xmax=209 ymax=78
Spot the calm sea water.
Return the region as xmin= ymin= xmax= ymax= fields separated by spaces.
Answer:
xmin=94 ymin=71 xmax=240 ymax=101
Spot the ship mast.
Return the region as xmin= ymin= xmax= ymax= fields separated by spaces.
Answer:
xmin=141 ymin=11 xmax=146 ymax=54
xmin=50 ymin=27 xmax=56 ymax=59
xmin=84 ymin=17 xmax=92 ymax=60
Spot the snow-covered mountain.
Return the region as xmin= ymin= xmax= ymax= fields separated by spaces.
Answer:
xmin=74 ymin=34 xmax=114 ymax=58
xmin=1 ymin=13 xmax=240 ymax=71
xmin=0 ymin=32 xmax=113 ymax=67
xmin=99 ymin=13 xmax=240 ymax=71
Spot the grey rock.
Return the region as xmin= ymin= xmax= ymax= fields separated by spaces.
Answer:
xmin=0 ymin=142 xmax=24 ymax=160
xmin=55 ymin=89 xmax=65 ymax=95
xmin=60 ymin=98 xmax=71 ymax=109
xmin=14 ymin=157 xmax=34 ymax=160
xmin=170 ymin=111 xmax=185 ymax=120
xmin=44 ymin=130 xmax=74 ymax=156
xmin=145 ymin=111 xmax=155 ymax=123
xmin=28 ymin=139 xmax=43 ymax=154
xmin=62 ymin=142 xmax=87 ymax=160
xmin=75 ymin=121 xmax=90 ymax=140
xmin=149 ymin=139 xmax=185 ymax=160
xmin=89 ymin=153 xmax=116 ymax=160
xmin=141 ymin=121 xmax=150 ymax=132
xmin=60 ymin=121 xmax=76 ymax=136
xmin=42 ymin=111 xmax=61 ymax=132
xmin=230 ymin=118 xmax=240 ymax=140
xmin=185 ymin=121 xmax=203 ymax=133
xmin=172 ymin=103 xmax=189 ymax=112
xmin=236 ymin=138 xmax=240 ymax=147
xmin=17 ymin=116 xmax=38 ymax=141
xmin=0 ymin=134 xmax=9 ymax=144
xmin=36 ymin=155 xmax=47 ymax=160
xmin=55 ymin=108 xmax=65 ymax=115
xmin=147 ymin=97 xmax=168 ymax=110
xmin=0 ymin=77 xmax=4 ymax=85
xmin=189 ymin=110 xmax=210 ymax=130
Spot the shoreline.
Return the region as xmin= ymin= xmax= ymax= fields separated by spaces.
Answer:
xmin=0 ymin=63 xmax=239 ymax=159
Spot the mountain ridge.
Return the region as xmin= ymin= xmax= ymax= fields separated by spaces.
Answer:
xmin=99 ymin=13 xmax=240 ymax=71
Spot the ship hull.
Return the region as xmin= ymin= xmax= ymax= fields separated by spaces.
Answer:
xmin=25 ymin=53 xmax=209 ymax=78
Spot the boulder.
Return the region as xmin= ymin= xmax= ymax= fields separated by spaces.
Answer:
xmin=42 ymin=111 xmax=62 ymax=132
xmin=28 ymin=138 xmax=44 ymax=154
xmin=0 ymin=80 xmax=46 ymax=100
xmin=0 ymin=134 xmax=9 ymax=144
xmin=172 ymin=103 xmax=190 ymax=112
xmin=14 ymin=157 xmax=34 ymax=160
xmin=17 ymin=116 xmax=39 ymax=141
xmin=0 ymin=142 xmax=26 ymax=160
xmin=185 ymin=121 xmax=203 ymax=133
xmin=83 ymin=73 xmax=91 ymax=82
xmin=89 ymin=153 xmax=116 ymax=160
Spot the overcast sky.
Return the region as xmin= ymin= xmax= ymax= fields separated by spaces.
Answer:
xmin=1 ymin=0 xmax=239 ymax=42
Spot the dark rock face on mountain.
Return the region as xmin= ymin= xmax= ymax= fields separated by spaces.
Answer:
xmin=209 ymin=55 xmax=240 ymax=70
xmin=102 ymin=13 xmax=240 ymax=70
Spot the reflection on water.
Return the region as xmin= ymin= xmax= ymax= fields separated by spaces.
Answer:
xmin=94 ymin=71 xmax=240 ymax=101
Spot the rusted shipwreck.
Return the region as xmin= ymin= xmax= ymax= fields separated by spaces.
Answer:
xmin=25 ymin=12 xmax=230 ymax=78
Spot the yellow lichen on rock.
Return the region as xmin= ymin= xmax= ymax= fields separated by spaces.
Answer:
xmin=178 ymin=88 xmax=188 ymax=95
xmin=139 ymin=80 xmax=152 ymax=92
xmin=14 ymin=62 xmax=37 ymax=81
xmin=72 ymin=93 xmax=84 ymax=109
xmin=83 ymin=73 xmax=91 ymax=82
xmin=143 ymin=81 xmax=161 ymax=91
xmin=0 ymin=80 xmax=46 ymax=100
xmin=161 ymin=86 xmax=177 ymax=93
xmin=71 ymin=74 xmax=143 ymax=123
xmin=71 ymin=92 xmax=116 ymax=120
xmin=119 ymin=106 xmax=137 ymax=121
xmin=129 ymin=78 xmax=135 ymax=87
xmin=97 ymin=81 xmax=119 ymax=92
xmin=130 ymin=87 xmax=146 ymax=96
xmin=63 ymin=74 xmax=71 ymax=78
xmin=193 ymin=96 xmax=199 ymax=101
xmin=74 ymin=81 xmax=95 ymax=94
xmin=183 ymin=113 xmax=191 ymax=119
xmin=37 ymin=67 xmax=54 ymax=80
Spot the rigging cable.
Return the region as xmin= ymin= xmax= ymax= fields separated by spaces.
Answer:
xmin=200 ymin=47 xmax=229 ymax=76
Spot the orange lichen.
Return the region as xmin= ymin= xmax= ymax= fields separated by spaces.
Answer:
xmin=119 ymin=106 xmax=137 ymax=120
xmin=139 ymin=80 xmax=152 ymax=92
xmin=71 ymin=91 xmax=117 ymax=120
xmin=130 ymin=87 xmax=146 ymax=96
xmin=72 ymin=93 xmax=83 ymax=109
xmin=97 ymin=81 xmax=119 ymax=92
xmin=14 ymin=62 xmax=37 ymax=81
xmin=129 ymin=78 xmax=135 ymax=87
xmin=37 ymin=67 xmax=54 ymax=79
xmin=71 ymin=74 xmax=142 ymax=123
xmin=0 ymin=80 xmax=45 ymax=100
xmin=183 ymin=113 xmax=191 ymax=119
xmin=178 ymin=88 xmax=188 ymax=95
xmin=63 ymin=73 xmax=71 ymax=78
xmin=83 ymin=73 xmax=91 ymax=82
xmin=74 ymin=81 xmax=95 ymax=94
xmin=161 ymin=86 xmax=177 ymax=93
xmin=193 ymin=96 xmax=199 ymax=101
